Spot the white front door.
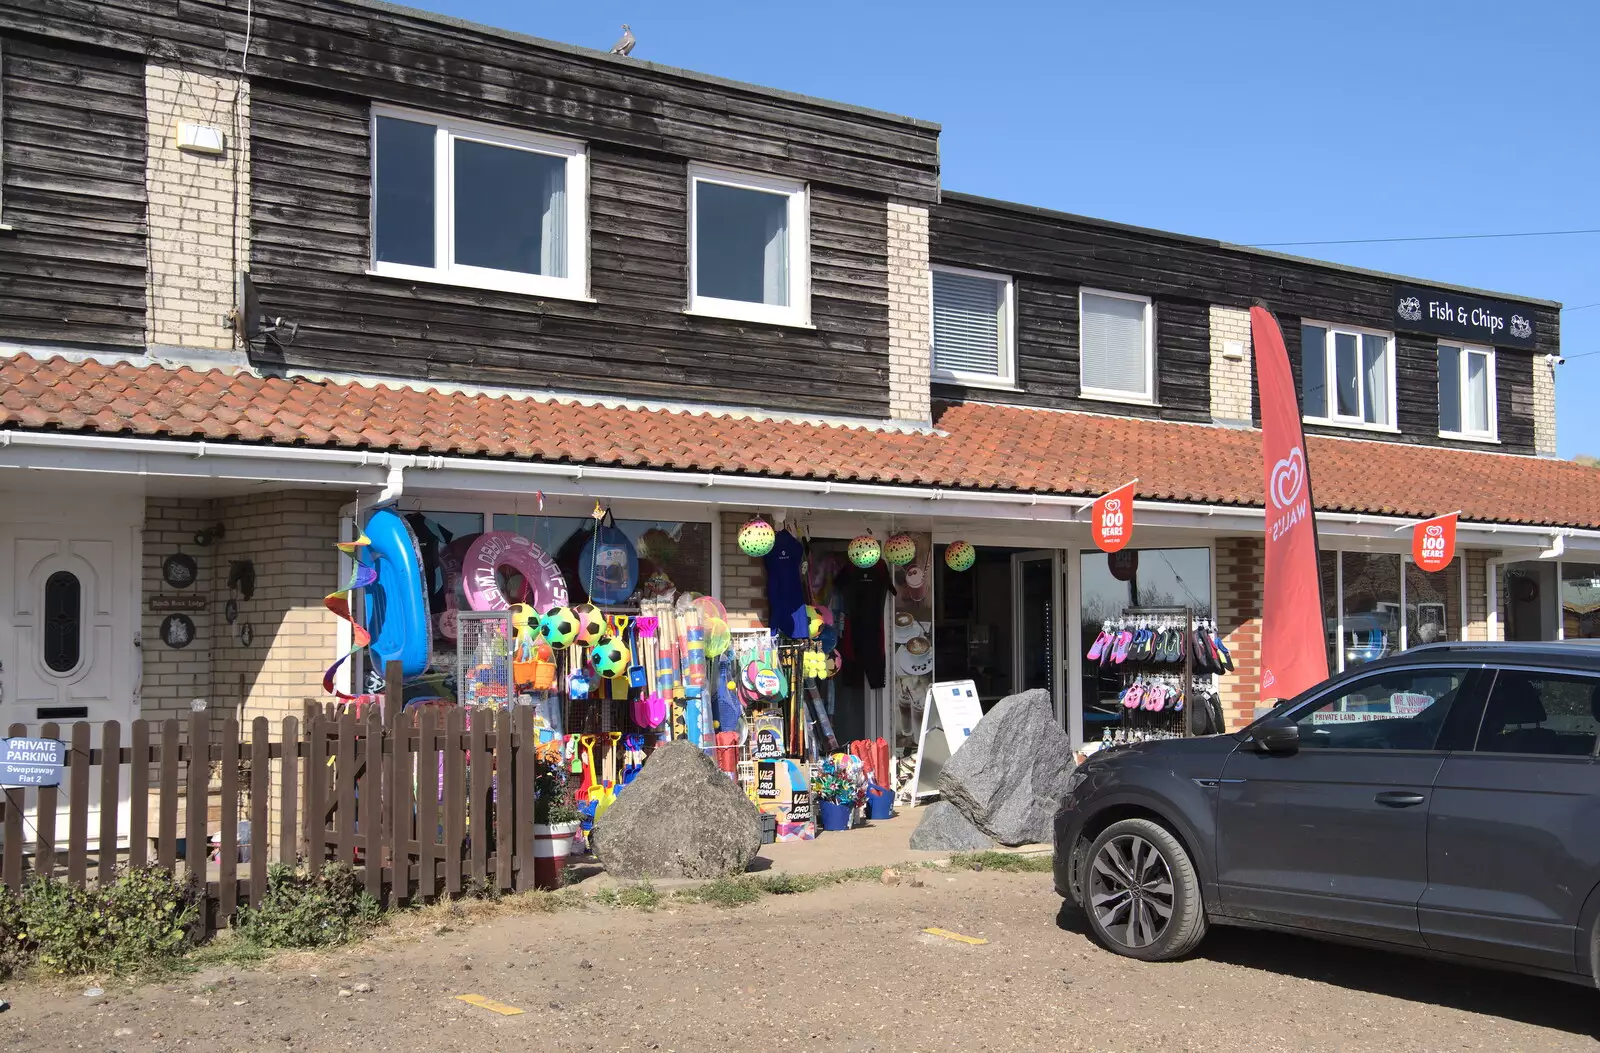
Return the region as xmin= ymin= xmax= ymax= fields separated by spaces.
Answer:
xmin=0 ymin=503 xmax=139 ymax=847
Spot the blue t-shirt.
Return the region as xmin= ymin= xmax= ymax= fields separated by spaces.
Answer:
xmin=764 ymin=530 xmax=809 ymax=639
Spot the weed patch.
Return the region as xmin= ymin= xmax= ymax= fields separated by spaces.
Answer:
xmin=11 ymin=865 xmax=200 ymax=978
xmin=235 ymin=863 xmax=383 ymax=950
xmin=615 ymin=882 xmax=661 ymax=911
xmin=947 ymin=851 xmax=1053 ymax=873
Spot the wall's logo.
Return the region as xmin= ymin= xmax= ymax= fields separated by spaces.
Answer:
xmin=1425 ymin=523 xmax=1444 ymax=539
xmin=1397 ymin=296 xmax=1423 ymax=322
xmin=1510 ymin=315 xmax=1533 ymax=340
xmin=1103 ymin=498 xmax=1122 ymax=513
xmin=1270 ymin=447 xmax=1306 ymax=511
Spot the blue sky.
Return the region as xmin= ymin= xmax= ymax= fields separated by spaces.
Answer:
xmin=414 ymin=0 xmax=1599 ymax=455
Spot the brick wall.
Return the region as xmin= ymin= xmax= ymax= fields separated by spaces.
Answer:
xmin=886 ymin=201 xmax=931 ymax=423
xmin=718 ymin=510 xmax=768 ymax=628
xmin=140 ymin=497 xmax=218 ymax=721
xmin=1209 ymin=305 xmax=1253 ymax=426
xmin=144 ymin=64 xmax=249 ymax=351
xmin=1462 ymin=548 xmax=1498 ymax=641
xmin=1214 ymin=536 xmax=1263 ymax=728
xmin=1534 ymin=356 xmax=1558 ymax=456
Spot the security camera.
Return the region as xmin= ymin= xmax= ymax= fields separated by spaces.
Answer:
xmin=1546 ymin=354 xmax=1566 ymax=366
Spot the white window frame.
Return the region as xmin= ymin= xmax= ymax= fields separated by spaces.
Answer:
xmin=929 ymin=263 xmax=1015 ymax=389
xmin=1437 ymin=342 xmax=1498 ymax=442
xmin=1301 ymin=320 xmax=1398 ymax=431
xmin=367 ymin=104 xmax=590 ymax=300
xmin=1078 ymin=287 xmax=1156 ymax=405
xmin=686 ymin=163 xmax=810 ymax=327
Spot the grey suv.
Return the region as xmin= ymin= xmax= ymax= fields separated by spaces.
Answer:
xmin=1054 ymin=641 xmax=1600 ymax=986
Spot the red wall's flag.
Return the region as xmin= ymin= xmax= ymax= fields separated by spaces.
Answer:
xmin=1091 ymin=479 xmax=1137 ymax=553
xmin=1411 ymin=513 xmax=1458 ymax=573
xmin=1252 ymin=306 xmax=1329 ymax=701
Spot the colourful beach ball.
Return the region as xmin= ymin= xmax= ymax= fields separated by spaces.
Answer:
xmin=573 ymin=603 xmax=606 ymax=645
xmin=804 ymin=604 xmax=831 ymax=639
xmin=847 ymin=534 xmax=881 ymax=568
xmin=541 ymin=606 xmax=579 ymax=649
xmin=592 ymin=636 xmax=632 ymax=679
xmin=737 ymin=517 xmax=776 ymax=557
xmin=884 ymin=533 xmax=918 ymax=567
xmin=945 ymin=540 xmax=977 ymax=572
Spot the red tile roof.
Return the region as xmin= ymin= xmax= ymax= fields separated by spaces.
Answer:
xmin=2 ymin=352 xmax=1595 ymax=530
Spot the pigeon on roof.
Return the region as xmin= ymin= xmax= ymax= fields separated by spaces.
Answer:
xmin=610 ymin=24 xmax=636 ymax=56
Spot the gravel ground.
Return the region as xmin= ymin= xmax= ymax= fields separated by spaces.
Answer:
xmin=3 ymin=868 xmax=1597 ymax=1052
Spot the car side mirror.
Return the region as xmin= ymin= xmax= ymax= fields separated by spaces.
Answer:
xmin=1252 ymin=716 xmax=1300 ymax=755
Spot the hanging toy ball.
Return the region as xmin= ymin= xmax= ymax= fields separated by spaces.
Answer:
xmin=847 ymin=534 xmax=881 ymax=568
xmin=573 ymin=603 xmax=606 ymax=645
xmin=884 ymin=533 xmax=918 ymax=567
xmin=944 ymin=540 xmax=977 ymax=572
xmin=541 ymin=606 xmax=579 ymax=649
xmin=804 ymin=605 xmax=825 ymax=639
xmin=591 ymin=635 xmax=632 ymax=679
xmin=737 ymin=517 xmax=776 ymax=557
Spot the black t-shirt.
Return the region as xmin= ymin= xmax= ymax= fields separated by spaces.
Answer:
xmin=834 ymin=561 xmax=895 ymax=689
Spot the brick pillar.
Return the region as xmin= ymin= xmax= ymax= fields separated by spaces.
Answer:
xmin=144 ymin=63 xmax=250 ymax=352
xmin=1533 ymin=356 xmax=1558 ymax=456
xmin=1215 ymin=537 xmax=1263 ymax=729
xmin=718 ymin=510 xmax=768 ymax=628
xmin=886 ymin=201 xmax=931 ymax=423
xmin=1208 ymin=305 xmax=1253 ymax=426
xmin=1462 ymin=548 xmax=1502 ymax=642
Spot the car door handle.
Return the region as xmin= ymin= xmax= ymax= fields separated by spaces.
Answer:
xmin=1374 ymin=791 xmax=1427 ymax=808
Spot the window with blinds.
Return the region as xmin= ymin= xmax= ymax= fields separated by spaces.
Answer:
xmin=1079 ymin=289 xmax=1153 ymax=402
xmin=931 ymin=267 xmax=1013 ymax=384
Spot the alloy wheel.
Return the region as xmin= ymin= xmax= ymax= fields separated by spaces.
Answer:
xmin=1088 ymin=833 xmax=1175 ymax=949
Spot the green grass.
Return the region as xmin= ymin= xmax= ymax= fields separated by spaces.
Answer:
xmin=615 ymin=882 xmax=661 ymax=911
xmin=947 ymin=851 xmax=1054 ymax=873
xmin=673 ymin=878 xmax=764 ymax=908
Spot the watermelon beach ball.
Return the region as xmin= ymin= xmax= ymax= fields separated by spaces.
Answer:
xmin=945 ymin=540 xmax=977 ymax=572
xmin=592 ymin=636 xmax=632 ymax=679
xmin=541 ymin=606 xmax=579 ymax=649
xmin=737 ymin=517 xmax=776 ymax=557
xmin=884 ymin=533 xmax=918 ymax=566
xmin=847 ymin=534 xmax=881 ymax=568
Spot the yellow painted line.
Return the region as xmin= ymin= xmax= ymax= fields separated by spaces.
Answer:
xmin=455 ymin=994 xmax=526 ymax=1016
xmin=922 ymin=927 xmax=988 ymax=945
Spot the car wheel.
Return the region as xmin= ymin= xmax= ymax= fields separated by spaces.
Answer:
xmin=1082 ymin=817 xmax=1207 ymax=962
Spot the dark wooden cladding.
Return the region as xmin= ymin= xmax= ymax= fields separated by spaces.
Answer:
xmin=934 ymin=194 xmax=1555 ymax=453
xmin=0 ymin=0 xmax=938 ymax=202
xmin=0 ymin=36 xmax=146 ymax=347
xmin=249 ymin=82 xmax=892 ymax=417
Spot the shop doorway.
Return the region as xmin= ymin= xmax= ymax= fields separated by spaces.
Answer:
xmin=934 ymin=545 xmax=1063 ymax=718
xmin=1503 ymin=561 xmax=1558 ymax=641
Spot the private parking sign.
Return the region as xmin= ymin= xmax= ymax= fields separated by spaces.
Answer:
xmin=0 ymin=737 xmax=66 ymax=788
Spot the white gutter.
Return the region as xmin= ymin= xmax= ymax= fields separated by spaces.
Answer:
xmin=3 ymin=430 xmax=1597 ymax=548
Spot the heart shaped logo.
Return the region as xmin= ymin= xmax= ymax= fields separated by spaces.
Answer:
xmin=1270 ymin=447 xmax=1305 ymax=511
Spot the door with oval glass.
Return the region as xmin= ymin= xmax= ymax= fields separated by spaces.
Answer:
xmin=0 ymin=516 xmax=138 ymax=847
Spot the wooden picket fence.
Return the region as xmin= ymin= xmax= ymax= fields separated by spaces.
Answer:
xmin=0 ymin=667 xmax=547 ymax=931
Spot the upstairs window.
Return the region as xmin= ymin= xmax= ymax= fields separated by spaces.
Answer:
xmin=1079 ymin=288 xmax=1154 ymax=403
xmin=931 ymin=266 xmax=1014 ymax=387
xmin=1301 ymin=321 xmax=1395 ymax=429
xmin=688 ymin=165 xmax=809 ymax=326
xmin=1438 ymin=343 xmax=1496 ymax=439
xmin=370 ymin=107 xmax=588 ymax=298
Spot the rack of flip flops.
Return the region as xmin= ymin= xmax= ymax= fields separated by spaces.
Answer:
xmin=1083 ymin=605 xmax=1220 ymax=746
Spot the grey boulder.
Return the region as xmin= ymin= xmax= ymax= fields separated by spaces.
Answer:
xmin=907 ymin=800 xmax=996 ymax=852
xmin=591 ymin=741 xmax=762 ymax=880
xmin=938 ymin=688 xmax=1075 ymax=846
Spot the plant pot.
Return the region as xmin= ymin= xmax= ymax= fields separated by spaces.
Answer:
xmin=818 ymin=799 xmax=853 ymax=832
xmin=533 ymin=821 xmax=581 ymax=890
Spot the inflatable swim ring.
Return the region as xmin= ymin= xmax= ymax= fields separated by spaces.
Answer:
xmin=363 ymin=508 xmax=431 ymax=678
xmin=435 ymin=535 xmax=473 ymax=641
xmin=462 ymin=531 xmax=570 ymax=612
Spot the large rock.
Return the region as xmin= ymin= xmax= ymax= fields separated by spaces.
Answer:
xmin=907 ymin=801 xmax=996 ymax=852
xmin=591 ymin=741 xmax=762 ymax=880
xmin=937 ymin=689 xmax=1075 ymax=846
